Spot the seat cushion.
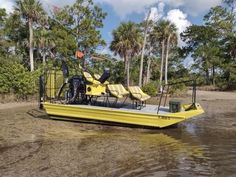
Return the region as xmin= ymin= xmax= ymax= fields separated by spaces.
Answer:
xmin=83 ymin=72 xmax=101 ymax=85
xmin=107 ymin=84 xmax=129 ymax=98
xmin=128 ymin=86 xmax=151 ymax=101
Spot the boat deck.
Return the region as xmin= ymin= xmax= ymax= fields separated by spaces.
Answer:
xmin=121 ymin=104 xmax=169 ymax=115
xmin=71 ymin=102 xmax=170 ymax=115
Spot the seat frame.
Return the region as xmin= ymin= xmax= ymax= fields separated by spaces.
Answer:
xmin=106 ymin=85 xmax=129 ymax=107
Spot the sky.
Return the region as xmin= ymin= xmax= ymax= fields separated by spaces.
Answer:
xmin=0 ymin=0 xmax=229 ymax=65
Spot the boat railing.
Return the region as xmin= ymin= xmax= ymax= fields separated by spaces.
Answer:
xmin=157 ymin=80 xmax=197 ymax=114
xmin=39 ymin=68 xmax=66 ymax=107
xmin=39 ymin=67 xmax=197 ymax=114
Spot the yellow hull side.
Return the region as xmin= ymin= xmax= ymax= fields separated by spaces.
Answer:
xmin=43 ymin=102 xmax=204 ymax=128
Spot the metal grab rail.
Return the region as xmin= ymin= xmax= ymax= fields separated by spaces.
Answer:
xmin=157 ymin=80 xmax=197 ymax=114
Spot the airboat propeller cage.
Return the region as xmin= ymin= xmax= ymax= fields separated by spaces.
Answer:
xmin=62 ymin=60 xmax=69 ymax=78
xmin=67 ymin=75 xmax=85 ymax=104
xmin=98 ymin=68 xmax=110 ymax=84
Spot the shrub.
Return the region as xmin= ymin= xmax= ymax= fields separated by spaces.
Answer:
xmin=168 ymin=79 xmax=188 ymax=96
xmin=0 ymin=57 xmax=40 ymax=99
xmin=142 ymin=81 xmax=159 ymax=96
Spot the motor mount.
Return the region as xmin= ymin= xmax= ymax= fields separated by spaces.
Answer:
xmin=66 ymin=75 xmax=86 ymax=104
xmin=98 ymin=68 xmax=110 ymax=84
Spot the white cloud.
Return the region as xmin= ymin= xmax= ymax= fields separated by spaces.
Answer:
xmin=0 ymin=0 xmax=15 ymax=13
xmin=165 ymin=9 xmax=191 ymax=34
xmin=99 ymin=0 xmax=223 ymax=18
xmin=146 ymin=2 xmax=165 ymax=22
xmin=165 ymin=9 xmax=191 ymax=46
xmin=146 ymin=7 xmax=158 ymax=21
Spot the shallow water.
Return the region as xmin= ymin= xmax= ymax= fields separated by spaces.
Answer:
xmin=0 ymin=101 xmax=236 ymax=177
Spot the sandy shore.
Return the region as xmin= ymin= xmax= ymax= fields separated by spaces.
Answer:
xmin=193 ymin=90 xmax=236 ymax=100
xmin=0 ymin=102 xmax=37 ymax=110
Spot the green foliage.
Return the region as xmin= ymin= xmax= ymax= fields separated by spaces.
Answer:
xmin=110 ymin=22 xmax=142 ymax=58
xmin=130 ymin=56 xmax=140 ymax=84
xmin=110 ymin=21 xmax=142 ymax=85
xmin=0 ymin=8 xmax=14 ymax=56
xmin=168 ymin=79 xmax=188 ymax=96
xmin=110 ymin=61 xmax=125 ymax=84
xmin=0 ymin=57 xmax=40 ymax=98
xmin=142 ymin=81 xmax=159 ymax=96
xmin=87 ymin=56 xmax=125 ymax=84
xmin=15 ymin=0 xmax=45 ymax=21
xmin=181 ymin=4 xmax=236 ymax=89
xmin=15 ymin=0 xmax=46 ymax=71
xmin=50 ymin=0 xmax=107 ymax=58
xmin=4 ymin=12 xmax=28 ymax=60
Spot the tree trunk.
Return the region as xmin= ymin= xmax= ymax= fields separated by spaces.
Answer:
xmin=29 ymin=19 xmax=34 ymax=71
xmin=138 ymin=34 xmax=147 ymax=87
xmin=124 ymin=55 xmax=128 ymax=72
xmin=139 ymin=10 xmax=151 ymax=87
xmin=42 ymin=51 xmax=46 ymax=65
xmin=146 ymin=57 xmax=151 ymax=84
xmin=42 ymin=40 xmax=46 ymax=65
xmin=165 ymin=34 xmax=171 ymax=85
xmin=127 ymin=57 xmax=130 ymax=87
xmin=124 ymin=55 xmax=129 ymax=86
xmin=206 ymin=69 xmax=210 ymax=85
xmin=159 ymin=39 xmax=165 ymax=92
xmin=212 ymin=65 xmax=215 ymax=86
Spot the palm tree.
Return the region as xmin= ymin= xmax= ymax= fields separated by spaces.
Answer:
xmin=15 ymin=0 xmax=45 ymax=71
xmin=34 ymin=16 xmax=55 ymax=65
xmin=35 ymin=27 xmax=55 ymax=65
xmin=150 ymin=20 xmax=177 ymax=91
xmin=139 ymin=10 xmax=151 ymax=87
xmin=145 ymin=53 xmax=153 ymax=85
xmin=150 ymin=20 xmax=167 ymax=91
xmin=164 ymin=24 xmax=177 ymax=85
xmin=110 ymin=22 xmax=142 ymax=86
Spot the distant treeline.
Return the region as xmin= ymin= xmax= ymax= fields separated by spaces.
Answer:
xmin=0 ymin=0 xmax=235 ymax=99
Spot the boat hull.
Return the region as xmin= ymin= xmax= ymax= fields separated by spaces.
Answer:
xmin=43 ymin=102 xmax=204 ymax=128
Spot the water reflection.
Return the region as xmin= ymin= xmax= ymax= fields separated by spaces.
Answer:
xmin=50 ymin=121 xmax=234 ymax=177
xmin=40 ymin=127 xmax=209 ymax=177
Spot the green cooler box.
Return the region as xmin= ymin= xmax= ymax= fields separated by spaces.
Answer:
xmin=169 ymin=100 xmax=182 ymax=113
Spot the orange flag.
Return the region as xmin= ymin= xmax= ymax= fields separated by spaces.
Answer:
xmin=75 ymin=50 xmax=84 ymax=59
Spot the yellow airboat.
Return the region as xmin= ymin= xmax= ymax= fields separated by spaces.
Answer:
xmin=39 ymin=60 xmax=204 ymax=128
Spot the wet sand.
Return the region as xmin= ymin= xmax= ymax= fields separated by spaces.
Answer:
xmin=0 ymin=91 xmax=236 ymax=177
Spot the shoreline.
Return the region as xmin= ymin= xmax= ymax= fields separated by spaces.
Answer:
xmin=1 ymin=90 xmax=236 ymax=110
